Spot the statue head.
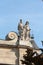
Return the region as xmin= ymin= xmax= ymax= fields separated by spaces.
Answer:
xmin=20 ymin=19 xmax=22 ymax=23
xmin=25 ymin=21 xmax=29 ymax=25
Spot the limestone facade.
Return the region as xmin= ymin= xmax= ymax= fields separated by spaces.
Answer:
xmin=0 ymin=20 xmax=41 ymax=65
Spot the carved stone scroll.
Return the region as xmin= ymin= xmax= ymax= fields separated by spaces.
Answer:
xmin=6 ymin=32 xmax=18 ymax=40
xmin=0 ymin=32 xmax=18 ymax=45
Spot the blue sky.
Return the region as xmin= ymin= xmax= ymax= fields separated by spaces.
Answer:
xmin=0 ymin=0 xmax=43 ymax=48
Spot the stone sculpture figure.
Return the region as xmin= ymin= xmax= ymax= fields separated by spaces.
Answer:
xmin=24 ymin=21 xmax=31 ymax=40
xmin=18 ymin=20 xmax=31 ymax=40
xmin=18 ymin=19 xmax=24 ymax=40
xmin=18 ymin=19 xmax=23 ymax=29
xmin=22 ymin=26 xmax=26 ymax=40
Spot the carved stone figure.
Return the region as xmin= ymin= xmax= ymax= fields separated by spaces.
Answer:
xmin=18 ymin=19 xmax=23 ymax=31
xmin=18 ymin=19 xmax=23 ymax=40
xmin=21 ymin=26 xmax=26 ymax=40
xmin=23 ymin=26 xmax=26 ymax=40
xmin=24 ymin=21 xmax=31 ymax=40
xmin=18 ymin=20 xmax=31 ymax=40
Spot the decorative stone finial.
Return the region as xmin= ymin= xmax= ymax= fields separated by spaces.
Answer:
xmin=31 ymin=34 xmax=34 ymax=39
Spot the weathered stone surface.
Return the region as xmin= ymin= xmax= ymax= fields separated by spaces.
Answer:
xmin=0 ymin=48 xmax=19 ymax=65
xmin=19 ymin=48 xmax=27 ymax=65
xmin=0 ymin=21 xmax=41 ymax=65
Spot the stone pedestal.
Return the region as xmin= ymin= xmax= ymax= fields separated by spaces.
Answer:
xmin=19 ymin=39 xmax=33 ymax=47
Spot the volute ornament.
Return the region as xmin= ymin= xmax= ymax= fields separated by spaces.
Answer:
xmin=6 ymin=32 xmax=18 ymax=40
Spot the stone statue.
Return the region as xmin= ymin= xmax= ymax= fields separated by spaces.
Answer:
xmin=18 ymin=19 xmax=24 ymax=40
xmin=24 ymin=21 xmax=31 ymax=40
xmin=18 ymin=19 xmax=23 ymax=30
xmin=18 ymin=20 xmax=31 ymax=40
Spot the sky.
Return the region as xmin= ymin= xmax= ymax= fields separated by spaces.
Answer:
xmin=0 ymin=0 xmax=43 ymax=48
